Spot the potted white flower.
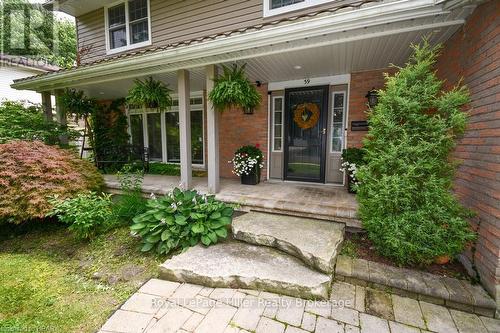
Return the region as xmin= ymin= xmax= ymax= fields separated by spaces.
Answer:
xmin=229 ymin=144 xmax=264 ymax=185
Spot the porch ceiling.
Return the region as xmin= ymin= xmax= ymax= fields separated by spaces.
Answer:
xmin=79 ymin=22 xmax=461 ymax=99
xmin=12 ymin=0 xmax=476 ymax=97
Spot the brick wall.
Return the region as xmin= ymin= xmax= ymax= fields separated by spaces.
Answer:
xmin=436 ymin=0 xmax=499 ymax=300
xmin=219 ymin=84 xmax=269 ymax=179
xmin=347 ymin=69 xmax=388 ymax=148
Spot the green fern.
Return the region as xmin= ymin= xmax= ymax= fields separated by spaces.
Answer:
xmin=208 ymin=64 xmax=261 ymax=112
xmin=126 ymin=77 xmax=173 ymax=109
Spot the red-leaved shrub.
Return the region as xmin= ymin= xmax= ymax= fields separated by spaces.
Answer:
xmin=0 ymin=141 xmax=104 ymax=224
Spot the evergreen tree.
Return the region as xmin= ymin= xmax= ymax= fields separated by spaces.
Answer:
xmin=356 ymin=40 xmax=476 ymax=265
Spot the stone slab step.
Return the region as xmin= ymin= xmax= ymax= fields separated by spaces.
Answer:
xmin=232 ymin=212 xmax=344 ymax=274
xmin=335 ymin=255 xmax=497 ymax=317
xmin=159 ymin=239 xmax=332 ymax=300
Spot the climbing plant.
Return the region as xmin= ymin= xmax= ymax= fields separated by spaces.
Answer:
xmin=92 ymin=98 xmax=130 ymax=168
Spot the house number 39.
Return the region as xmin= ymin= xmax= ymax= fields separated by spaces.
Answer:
xmin=304 ymin=78 xmax=311 ymax=85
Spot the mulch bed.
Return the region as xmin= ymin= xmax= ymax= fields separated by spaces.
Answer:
xmin=343 ymin=232 xmax=471 ymax=280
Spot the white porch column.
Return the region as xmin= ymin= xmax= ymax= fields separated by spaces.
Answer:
xmin=54 ymin=89 xmax=68 ymax=145
xmin=206 ymin=65 xmax=220 ymax=193
xmin=178 ymin=69 xmax=192 ymax=189
xmin=41 ymin=91 xmax=53 ymax=122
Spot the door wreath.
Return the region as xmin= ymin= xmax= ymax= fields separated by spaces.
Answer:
xmin=293 ymin=103 xmax=320 ymax=129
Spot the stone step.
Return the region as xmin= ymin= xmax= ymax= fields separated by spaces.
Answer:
xmin=232 ymin=212 xmax=344 ymax=274
xmin=159 ymin=239 xmax=332 ymax=300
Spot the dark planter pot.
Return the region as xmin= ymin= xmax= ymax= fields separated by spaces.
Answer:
xmin=347 ymin=175 xmax=357 ymax=194
xmin=241 ymin=169 xmax=260 ymax=185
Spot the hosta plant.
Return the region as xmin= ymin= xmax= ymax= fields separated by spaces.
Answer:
xmin=131 ymin=188 xmax=235 ymax=254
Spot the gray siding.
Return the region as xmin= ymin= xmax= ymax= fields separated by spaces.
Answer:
xmin=76 ymin=0 xmax=351 ymax=64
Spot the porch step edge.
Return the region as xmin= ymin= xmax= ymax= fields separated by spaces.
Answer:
xmin=159 ymin=239 xmax=332 ymax=300
xmin=232 ymin=212 xmax=344 ymax=274
xmin=335 ymin=255 xmax=497 ymax=317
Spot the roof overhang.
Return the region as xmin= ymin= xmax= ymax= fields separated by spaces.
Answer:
xmin=44 ymin=0 xmax=116 ymax=17
xmin=15 ymin=0 xmax=476 ymax=93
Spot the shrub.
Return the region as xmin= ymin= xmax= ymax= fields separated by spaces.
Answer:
xmin=148 ymin=162 xmax=207 ymax=177
xmin=48 ymin=192 xmax=114 ymax=239
xmin=0 ymin=101 xmax=79 ymax=146
xmin=131 ymin=188 xmax=234 ymax=254
xmin=0 ymin=141 xmax=104 ymax=224
xmin=112 ymin=164 xmax=148 ymax=224
xmin=356 ymin=40 xmax=476 ymax=265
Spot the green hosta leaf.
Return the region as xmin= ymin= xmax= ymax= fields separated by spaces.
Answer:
xmin=130 ymin=223 xmax=146 ymax=230
xmin=201 ymin=235 xmax=211 ymax=246
xmin=175 ymin=215 xmax=188 ymax=225
xmin=153 ymin=211 xmax=166 ymax=220
xmin=221 ymin=207 xmax=234 ymax=217
xmin=191 ymin=223 xmax=204 ymax=234
xmin=161 ymin=229 xmax=171 ymax=241
xmin=190 ymin=212 xmax=205 ymax=220
xmin=218 ymin=216 xmax=232 ymax=226
xmin=141 ymin=242 xmax=155 ymax=252
xmin=145 ymin=234 xmax=161 ymax=243
xmin=207 ymin=231 xmax=218 ymax=243
xmin=214 ymin=227 xmax=227 ymax=238
xmin=210 ymin=212 xmax=221 ymax=219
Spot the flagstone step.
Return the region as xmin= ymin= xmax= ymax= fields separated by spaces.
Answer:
xmin=159 ymin=239 xmax=332 ymax=300
xmin=232 ymin=212 xmax=344 ymax=274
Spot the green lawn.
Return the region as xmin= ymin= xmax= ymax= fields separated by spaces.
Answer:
xmin=0 ymin=223 xmax=163 ymax=333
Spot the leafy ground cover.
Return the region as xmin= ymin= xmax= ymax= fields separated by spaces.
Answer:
xmin=0 ymin=222 xmax=163 ymax=333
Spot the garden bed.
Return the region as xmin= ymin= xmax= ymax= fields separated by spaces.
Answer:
xmin=340 ymin=232 xmax=470 ymax=280
xmin=0 ymin=222 xmax=164 ymax=333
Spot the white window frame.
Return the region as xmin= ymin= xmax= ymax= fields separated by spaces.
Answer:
xmin=126 ymin=92 xmax=205 ymax=167
xmin=330 ymin=91 xmax=347 ymax=154
xmin=264 ymin=0 xmax=334 ymax=17
xmin=272 ymin=96 xmax=284 ymax=152
xmin=104 ymin=0 xmax=152 ymax=55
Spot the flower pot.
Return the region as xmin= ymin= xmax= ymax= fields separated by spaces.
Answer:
xmin=434 ymin=255 xmax=450 ymax=265
xmin=347 ymin=176 xmax=357 ymax=193
xmin=241 ymin=170 xmax=259 ymax=185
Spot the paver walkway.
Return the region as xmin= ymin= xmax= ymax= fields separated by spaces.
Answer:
xmin=99 ymin=280 xmax=500 ymax=333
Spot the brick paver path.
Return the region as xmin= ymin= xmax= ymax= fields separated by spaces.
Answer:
xmin=99 ymin=279 xmax=500 ymax=333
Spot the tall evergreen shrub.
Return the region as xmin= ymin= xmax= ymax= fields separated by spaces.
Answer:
xmin=356 ymin=41 xmax=476 ymax=265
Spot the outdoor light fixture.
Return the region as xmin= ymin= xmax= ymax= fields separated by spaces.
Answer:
xmin=366 ymin=88 xmax=378 ymax=108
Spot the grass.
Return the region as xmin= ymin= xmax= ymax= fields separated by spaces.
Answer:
xmin=0 ymin=222 xmax=164 ymax=333
xmin=339 ymin=239 xmax=359 ymax=258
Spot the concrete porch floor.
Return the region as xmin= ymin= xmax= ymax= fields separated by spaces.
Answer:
xmin=104 ymin=175 xmax=360 ymax=229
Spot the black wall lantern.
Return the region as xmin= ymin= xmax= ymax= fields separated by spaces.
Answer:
xmin=365 ymin=88 xmax=378 ymax=108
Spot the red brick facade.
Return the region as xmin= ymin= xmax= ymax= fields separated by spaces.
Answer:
xmin=219 ymin=84 xmax=269 ymax=179
xmin=347 ymin=69 xmax=389 ymax=148
xmin=436 ymin=0 xmax=499 ymax=299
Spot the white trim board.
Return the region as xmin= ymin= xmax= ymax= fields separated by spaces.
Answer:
xmin=268 ymin=74 xmax=351 ymax=91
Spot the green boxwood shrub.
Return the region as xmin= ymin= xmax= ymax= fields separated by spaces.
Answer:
xmin=131 ymin=188 xmax=234 ymax=254
xmin=356 ymin=41 xmax=476 ymax=265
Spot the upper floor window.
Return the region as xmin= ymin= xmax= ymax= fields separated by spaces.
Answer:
xmin=105 ymin=0 xmax=151 ymax=54
xmin=264 ymin=0 xmax=333 ymax=17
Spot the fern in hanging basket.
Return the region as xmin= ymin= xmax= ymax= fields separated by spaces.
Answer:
xmin=208 ymin=64 xmax=261 ymax=112
xmin=126 ymin=76 xmax=173 ymax=109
